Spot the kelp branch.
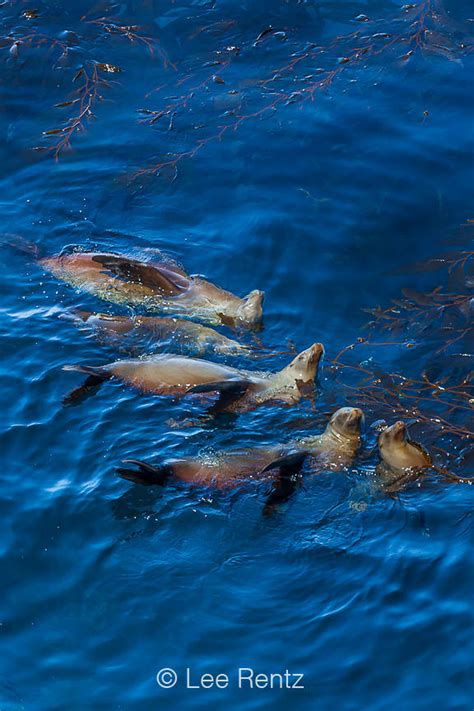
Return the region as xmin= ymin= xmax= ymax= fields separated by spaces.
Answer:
xmin=329 ymin=340 xmax=473 ymax=441
xmin=84 ymin=15 xmax=175 ymax=69
xmin=133 ymin=0 xmax=473 ymax=181
xmin=367 ymin=249 xmax=473 ymax=350
xmin=40 ymin=63 xmax=115 ymax=159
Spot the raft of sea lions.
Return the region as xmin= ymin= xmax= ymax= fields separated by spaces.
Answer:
xmin=16 ymin=241 xmax=472 ymax=508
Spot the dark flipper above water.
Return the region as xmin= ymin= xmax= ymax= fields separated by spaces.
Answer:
xmin=62 ymin=374 xmax=106 ymax=406
xmin=260 ymin=450 xmax=309 ymax=475
xmin=263 ymin=477 xmax=303 ymax=517
xmin=187 ymin=379 xmax=251 ymax=396
xmin=187 ymin=379 xmax=252 ymax=412
xmin=117 ymin=459 xmax=172 ymax=486
xmin=91 ymin=254 xmax=188 ymax=294
xmin=62 ymin=364 xmax=110 ymax=406
xmin=261 ymin=450 xmax=308 ymax=517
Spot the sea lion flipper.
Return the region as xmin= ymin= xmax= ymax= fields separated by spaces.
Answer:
xmin=91 ymin=254 xmax=189 ymax=295
xmin=62 ymin=364 xmax=110 ymax=406
xmin=142 ymin=250 xmax=188 ymax=277
xmin=262 ymin=477 xmax=301 ymax=517
xmin=260 ymin=450 xmax=309 ymax=476
xmin=4 ymin=234 xmax=41 ymax=258
xmin=216 ymin=313 xmax=236 ymax=328
xmin=117 ymin=459 xmax=172 ymax=487
xmin=261 ymin=452 xmax=308 ymax=517
xmin=62 ymin=374 xmax=106 ymax=406
xmin=63 ymin=364 xmax=107 ymax=376
xmin=186 ymin=379 xmax=251 ymax=396
xmin=187 ymin=379 xmax=252 ymax=413
xmin=261 ymin=451 xmax=308 ymax=516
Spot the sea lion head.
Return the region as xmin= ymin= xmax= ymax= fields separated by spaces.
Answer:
xmin=378 ymin=421 xmax=431 ymax=471
xmin=380 ymin=420 xmax=407 ymax=444
xmin=236 ymin=290 xmax=264 ymax=329
xmin=328 ymin=407 xmax=365 ymax=441
xmin=285 ymin=342 xmax=324 ymax=384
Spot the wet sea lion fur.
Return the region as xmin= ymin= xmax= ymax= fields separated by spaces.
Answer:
xmin=13 ymin=242 xmax=264 ymax=329
xmin=377 ymin=421 xmax=472 ymax=490
xmin=66 ymin=310 xmax=254 ymax=357
xmin=63 ymin=342 xmax=325 ymax=411
xmin=117 ymin=407 xmax=364 ymax=492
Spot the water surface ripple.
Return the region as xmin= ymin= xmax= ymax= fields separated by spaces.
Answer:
xmin=0 ymin=1 xmax=473 ymax=709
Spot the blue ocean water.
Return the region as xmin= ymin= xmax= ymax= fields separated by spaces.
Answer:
xmin=0 ymin=0 xmax=473 ymax=709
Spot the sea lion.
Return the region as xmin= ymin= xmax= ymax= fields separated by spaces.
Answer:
xmin=62 ymin=342 xmax=324 ymax=411
xmin=40 ymin=249 xmax=264 ymax=329
xmin=117 ymin=406 xmax=364 ymax=490
xmin=376 ymin=421 xmax=432 ymax=492
xmin=378 ymin=421 xmax=431 ymax=472
xmin=377 ymin=421 xmax=473 ymax=490
xmin=67 ymin=310 xmax=254 ymax=357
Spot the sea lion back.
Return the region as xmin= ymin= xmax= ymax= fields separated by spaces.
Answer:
xmin=109 ymin=355 xmax=242 ymax=391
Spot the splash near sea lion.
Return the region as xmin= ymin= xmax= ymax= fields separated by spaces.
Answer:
xmin=62 ymin=342 xmax=324 ymax=412
xmin=66 ymin=310 xmax=254 ymax=357
xmin=39 ymin=249 xmax=264 ymax=329
xmin=117 ymin=406 xmax=364 ymax=490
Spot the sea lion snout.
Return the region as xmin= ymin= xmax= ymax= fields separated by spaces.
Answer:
xmin=330 ymin=407 xmax=364 ymax=437
xmin=347 ymin=407 xmax=364 ymax=427
xmin=307 ymin=342 xmax=325 ymax=365
xmin=298 ymin=342 xmax=325 ymax=366
xmin=236 ymin=290 xmax=264 ymax=328
xmin=285 ymin=342 xmax=324 ymax=383
xmin=379 ymin=420 xmax=407 ymax=447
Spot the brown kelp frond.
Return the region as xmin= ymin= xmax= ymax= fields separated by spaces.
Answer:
xmin=0 ymin=3 xmax=171 ymax=159
xmin=329 ymin=340 xmax=473 ymax=442
xmin=398 ymin=0 xmax=470 ymax=61
xmin=366 ymin=248 xmax=473 ymax=352
xmin=84 ymin=15 xmax=175 ymax=69
xmin=3 ymin=1 xmax=470 ymax=170
xmin=336 ymin=219 xmax=473 ymax=474
xmin=4 ymin=31 xmax=68 ymax=61
xmin=39 ymin=62 xmax=115 ymax=159
xmin=131 ymin=0 xmax=473 ymax=181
